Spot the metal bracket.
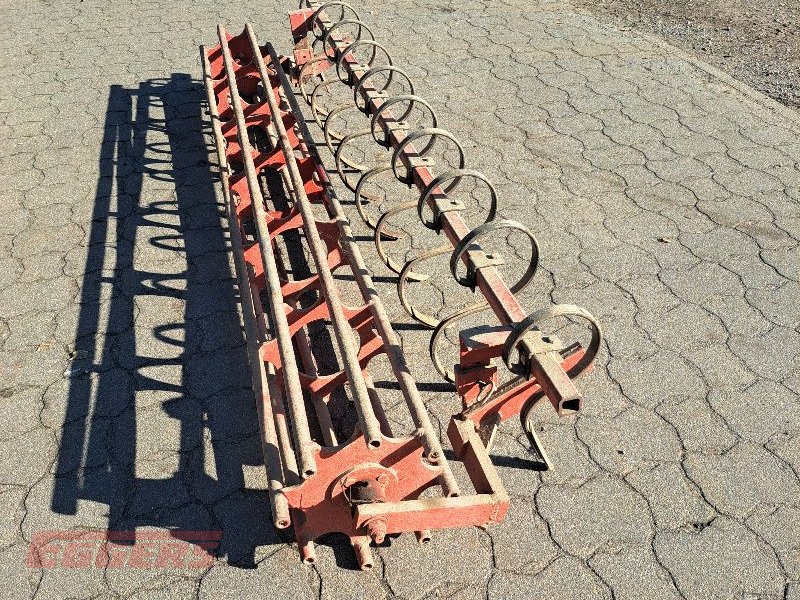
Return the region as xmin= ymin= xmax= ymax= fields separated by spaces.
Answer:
xmin=385 ymin=120 xmax=409 ymax=132
xmin=403 ymin=156 xmax=434 ymax=186
xmin=365 ymin=89 xmax=388 ymax=102
xmin=465 ymin=250 xmax=505 ymax=292
xmin=431 ymin=197 xmax=465 ymax=233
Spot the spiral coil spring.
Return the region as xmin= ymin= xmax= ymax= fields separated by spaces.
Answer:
xmin=297 ymin=0 xmax=601 ymax=385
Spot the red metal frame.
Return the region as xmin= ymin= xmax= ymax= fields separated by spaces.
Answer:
xmin=288 ymin=5 xmax=587 ymax=415
xmin=202 ymin=27 xmax=511 ymax=569
xmin=198 ymin=2 xmax=600 ymax=568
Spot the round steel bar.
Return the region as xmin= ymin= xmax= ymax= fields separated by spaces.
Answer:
xmin=216 ymin=27 xmax=318 ymax=478
xmin=201 ymin=46 xmax=293 ymax=526
xmin=245 ymin=24 xmax=384 ymax=449
xmin=267 ymin=43 xmax=460 ymax=493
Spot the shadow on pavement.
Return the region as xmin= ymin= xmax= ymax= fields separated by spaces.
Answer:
xmin=50 ymin=74 xmax=286 ymax=568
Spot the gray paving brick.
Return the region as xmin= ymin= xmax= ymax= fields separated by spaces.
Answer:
xmin=1 ymin=0 xmax=798 ymax=596
xmin=654 ymin=516 xmax=785 ymax=599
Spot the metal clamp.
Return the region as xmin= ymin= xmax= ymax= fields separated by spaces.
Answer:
xmin=353 ymin=65 xmax=413 ymax=112
xmin=370 ymin=94 xmax=437 ymax=147
xmin=417 ymin=169 xmax=498 ymax=232
xmin=390 ymin=127 xmax=464 ymax=186
xmin=310 ymin=1 xmax=360 ymax=40
xmin=449 ymin=219 xmax=539 ymax=292
xmin=501 ymin=304 xmax=602 ymax=378
xmin=336 ymin=39 xmax=392 ymax=84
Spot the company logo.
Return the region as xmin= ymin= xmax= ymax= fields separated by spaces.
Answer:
xmin=27 ymin=530 xmax=223 ymax=569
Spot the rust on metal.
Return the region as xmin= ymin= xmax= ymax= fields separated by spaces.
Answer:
xmin=200 ymin=0 xmax=602 ymax=568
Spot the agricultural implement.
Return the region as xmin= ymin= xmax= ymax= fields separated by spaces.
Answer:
xmin=201 ymin=1 xmax=601 ymax=569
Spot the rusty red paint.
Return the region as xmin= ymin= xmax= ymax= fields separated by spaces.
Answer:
xmin=202 ymin=27 xmax=514 ymax=569
xmin=200 ymin=3 xmax=600 ymax=568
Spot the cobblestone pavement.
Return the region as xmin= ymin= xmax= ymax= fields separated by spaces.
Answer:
xmin=1 ymin=0 xmax=799 ymax=598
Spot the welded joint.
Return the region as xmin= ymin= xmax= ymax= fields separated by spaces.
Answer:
xmin=430 ymin=197 xmax=465 ymax=233
xmin=401 ymin=156 xmax=434 ymax=185
xmin=463 ymin=250 xmax=505 ymax=292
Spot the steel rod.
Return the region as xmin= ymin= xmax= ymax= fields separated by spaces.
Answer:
xmin=200 ymin=46 xmax=292 ymax=525
xmin=267 ymin=42 xmax=460 ymax=496
xmin=267 ymin=133 xmax=339 ymax=449
xmin=245 ymin=24 xmax=385 ymax=449
xmin=216 ymin=26 xmax=318 ymax=477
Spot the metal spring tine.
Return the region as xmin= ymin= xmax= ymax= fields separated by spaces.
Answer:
xmin=310 ymin=77 xmax=344 ymax=129
xmin=311 ymin=30 xmax=383 ymax=127
xmin=391 ymin=128 xmax=465 ymax=187
xmin=353 ymin=65 xmax=414 ymax=113
xmin=370 ymin=95 xmax=438 ymax=149
xmin=394 ymin=170 xmax=502 ymax=320
xmin=353 ymin=163 xmax=405 ymax=241
xmin=430 ymin=301 xmax=490 ymax=383
xmin=520 ymin=397 xmax=554 ymax=471
xmin=374 ymin=200 xmax=429 ymax=281
xmin=334 ymin=127 xmax=383 ymax=192
xmin=322 ymin=19 xmax=374 ymax=60
xmin=417 ymin=169 xmax=498 ymax=232
xmin=310 ymin=1 xmax=361 ymax=40
xmin=298 ymin=33 xmax=338 ymax=106
xmin=299 ymin=53 xmax=333 ymax=106
xmin=335 ymin=39 xmax=392 ymax=85
xmin=450 ymin=219 xmax=540 ymax=293
xmin=324 ymin=102 xmax=366 ymax=154
xmin=397 ymin=244 xmax=452 ymax=327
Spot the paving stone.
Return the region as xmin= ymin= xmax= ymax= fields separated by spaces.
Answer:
xmin=608 ymin=350 xmax=707 ymax=408
xmin=128 ymin=577 xmax=199 ymax=600
xmin=488 ymin=500 xmax=558 ymax=572
xmin=489 ymin=555 xmax=610 ymax=600
xmin=589 ymin=545 xmax=682 ymax=600
xmin=685 ymin=441 xmax=799 ymax=520
xmin=576 ymin=406 xmax=682 ymax=475
xmin=654 ymin=516 xmax=785 ymax=600
xmin=0 ymin=427 xmax=55 ymax=487
xmin=381 ymin=527 xmax=492 ymax=600
xmin=710 ymin=380 xmax=800 ymax=445
xmin=199 ymin=547 xmax=315 ymax=599
xmin=747 ymin=505 xmax=800 ymax=581
xmin=0 ymin=485 xmax=27 ymax=549
xmin=537 ymin=474 xmax=652 ymax=558
xmin=311 ymin=541 xmax=389 ymax=600
xmin=0 ymin=386 xmax=44 ymax=442
xmin=1 ymin=0 xmax=799 ymax=596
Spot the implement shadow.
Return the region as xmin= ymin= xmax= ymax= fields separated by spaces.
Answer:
xmin=51 ymin=74 xmax=284 ymax=567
